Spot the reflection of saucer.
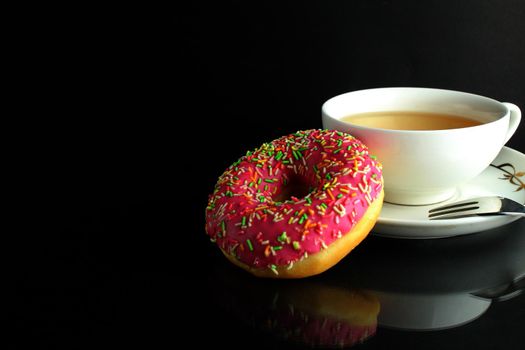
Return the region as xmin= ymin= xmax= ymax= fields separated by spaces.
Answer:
xmin=374 ymin=146 xmax=525 ymax=239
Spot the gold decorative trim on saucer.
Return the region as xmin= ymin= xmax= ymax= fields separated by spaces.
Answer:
xmin=490 ymin=163 xmax=525 ymax=192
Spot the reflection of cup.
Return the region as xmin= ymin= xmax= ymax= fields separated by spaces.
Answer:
xmin=322 ymin=87 xmax=521 ymax=205
xmin=333 ymin=227 xmax=525 ymax=331
xmin=368 ymin=275 xmax=525 ymax=331
xmin=370 ymin=291 xmax=491 ymax=331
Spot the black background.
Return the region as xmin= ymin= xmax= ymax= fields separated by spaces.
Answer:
xmin=45 ymin=0 xmax=525 ymax=204
xmin=19 ymin=1 xmax=525 ymax=349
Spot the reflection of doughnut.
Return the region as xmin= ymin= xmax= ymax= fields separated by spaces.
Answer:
xmin=206 ymin=129 xmax=384 ymax=278
xmin=209 ymin=265 xmax=379 ymax=348
xmin=266 ymin=285 xmax=379 ymax=347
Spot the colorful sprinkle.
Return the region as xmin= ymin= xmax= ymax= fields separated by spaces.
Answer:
xmin=277 ymin=231 xmax=289 ymax=243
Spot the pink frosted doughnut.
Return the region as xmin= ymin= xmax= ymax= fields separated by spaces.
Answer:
xmin=205 ymin=129 xmax=384 ymax=278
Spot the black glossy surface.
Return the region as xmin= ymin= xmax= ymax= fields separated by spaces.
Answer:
xmin=38 ymin=201 xmax=524 ymax=349
xmin=20 ymin=1 xmax=525 ymax=349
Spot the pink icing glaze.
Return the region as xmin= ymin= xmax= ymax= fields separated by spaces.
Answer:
xmin=205 ymin=129 xmax=383 ymax=274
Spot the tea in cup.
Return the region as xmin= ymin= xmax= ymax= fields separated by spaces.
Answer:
xmin=322 ymin=87 xmax=521 ymax=205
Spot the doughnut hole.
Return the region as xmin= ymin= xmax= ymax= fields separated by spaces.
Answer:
xmin=272 ymin=173 xmax=316 ymax=203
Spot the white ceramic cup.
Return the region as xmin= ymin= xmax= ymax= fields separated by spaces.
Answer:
xmin=322 ymin=87 xmax=521 ymax=205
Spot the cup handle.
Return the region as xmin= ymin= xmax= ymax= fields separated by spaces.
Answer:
xmin=502 ymin=102 xmax=521 ymax=144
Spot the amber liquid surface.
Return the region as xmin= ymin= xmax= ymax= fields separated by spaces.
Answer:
xmin=341 ymin=111 xmax=482 ymax=130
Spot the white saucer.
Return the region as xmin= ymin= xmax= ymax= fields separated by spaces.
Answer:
xmin=373 ymin=146 xmax=525 ymax=239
